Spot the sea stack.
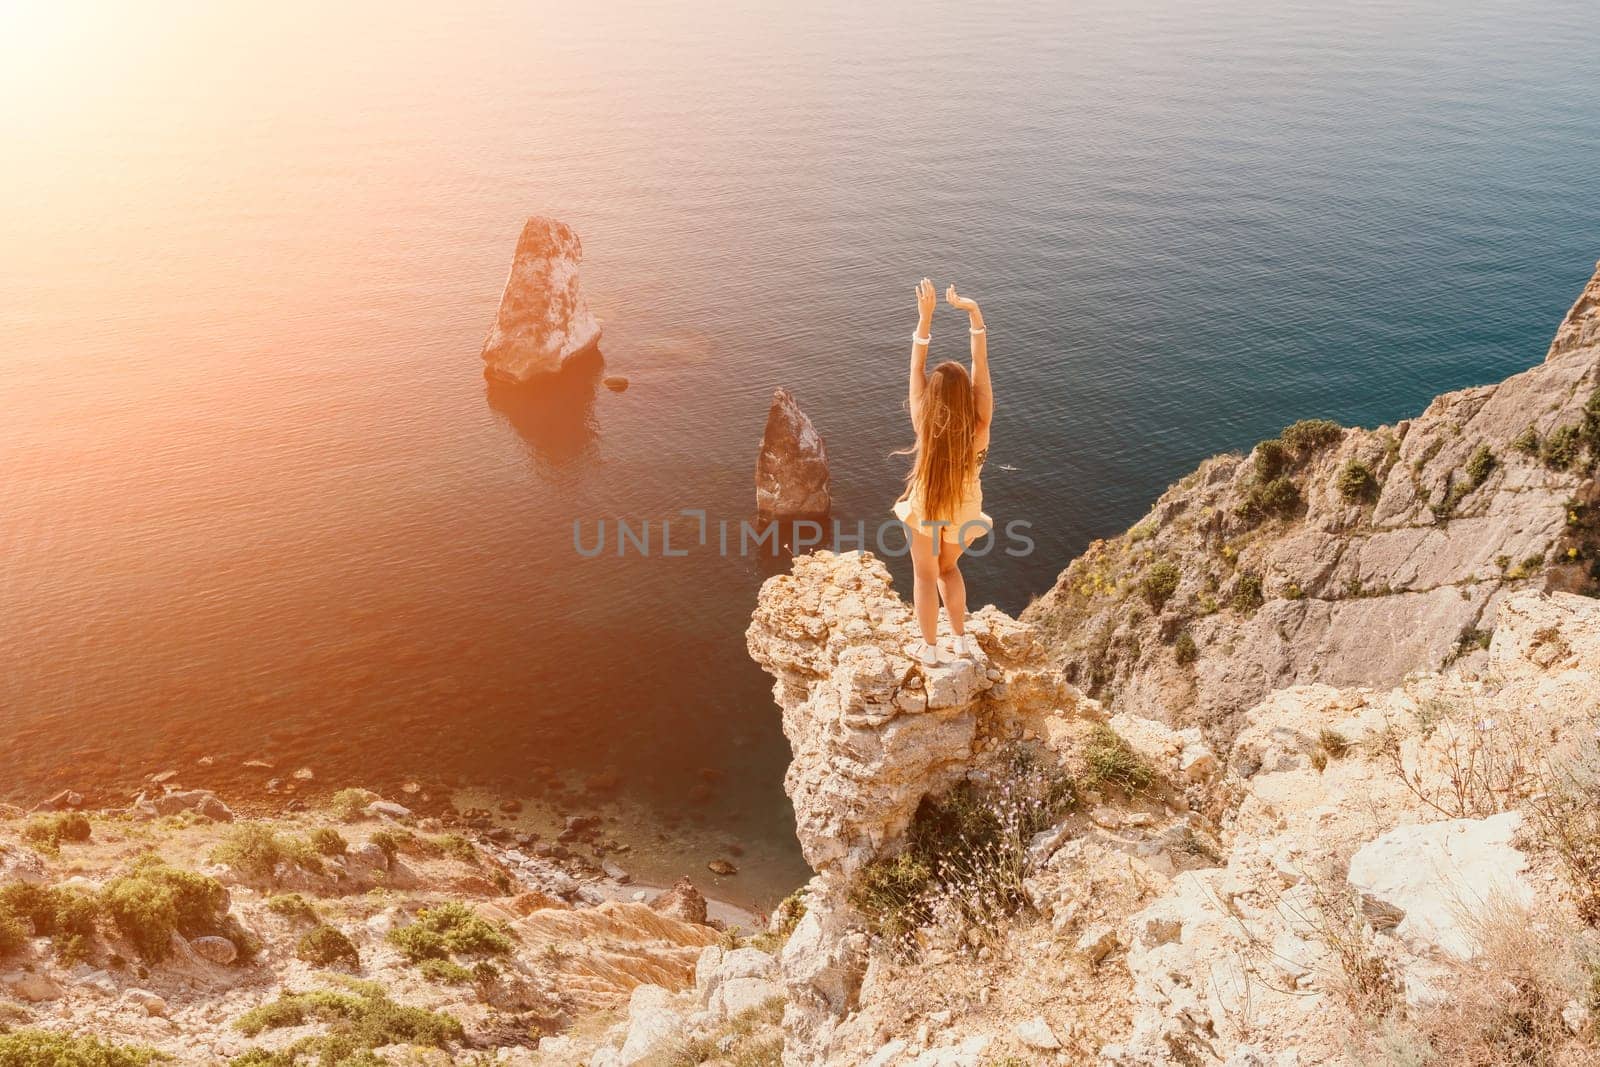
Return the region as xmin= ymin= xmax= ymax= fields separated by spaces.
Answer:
xmin=755 ymin=388 xmax=830 ymax=519
xmin=481 ymin=216 xmax=602 ymax=384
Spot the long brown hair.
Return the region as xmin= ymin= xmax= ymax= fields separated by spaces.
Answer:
xmin=900 ymin=361 xmax=978 ymax=521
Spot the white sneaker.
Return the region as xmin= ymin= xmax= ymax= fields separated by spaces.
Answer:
xmin=952 ymin=634 xmax=983 ymax=659
xmin=907 ymin=641 xmax=940 ymax=666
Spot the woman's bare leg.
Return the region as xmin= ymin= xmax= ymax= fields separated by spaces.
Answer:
xmin=936 ymin=537 xmax=967 ymax=636
xmin=909 ymin=529 xmax=941 ymax=646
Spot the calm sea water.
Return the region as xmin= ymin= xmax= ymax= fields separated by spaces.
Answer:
xmin=3 ymin=1 xmax=1598 ymax=902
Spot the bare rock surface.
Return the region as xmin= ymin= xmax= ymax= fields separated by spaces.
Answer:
xmin=481 ymin=216 xmax=602 ymax=383
xmin=1346 ymin=812 xmax=1532 ymax=958
xmin=1023 ymin=260 xmax=1600 ymax=741
xmin=755 ymin=387 xmax=831 ymax=518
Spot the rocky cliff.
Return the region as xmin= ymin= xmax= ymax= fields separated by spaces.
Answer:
xmin=744 ymin=262 xmax=1600 ymax=1067
xmin=750 ymin=551 xmax=1600 ymax=1067
xmin=1022 ymin=260 xmax=1600 ymax=742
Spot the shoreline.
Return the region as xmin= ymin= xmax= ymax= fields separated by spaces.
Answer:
xmin=6 ymin=767 xmax=789 ymax=923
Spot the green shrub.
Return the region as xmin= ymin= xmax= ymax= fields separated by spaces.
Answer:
xmin=847 ymin=853 xmax=933 ymax=946
xmin=266 ymin=894 xmax=318 ymax=924
xmin=307 ymin=828 xmax=348 ymax=857
xmin=1230 ymin=572 xmax=1265 ymax=613
xmin=366 ymin=831 xmax=406 ymax=861
xmin=1432 ymin=476 xmax=1471 ymax=521
xmin=0 ymin=1030 xmax=168 ymax=1065
xmin=416 ymin=958 xmax=472 ymax=985
xmin=1512 ymin=425 xmax=1541 ymax=456
xmin=435 ymin=835 xmax=478 ymax=865
xmin=295 ymin=925 xmax=359 ymax=970
xmin=1280 ymin=418 xmax=1343 ymax=455
xmin=1083 ymin=725 xmax=1156 ymax=793
xmin=1465 ymin=444 xmax=1495 ymax=487
xmin=1543 ymin=424 xmax=1583 ymax=470
xmin=327 ymin=789 xmax=378 ymax=823
xmin=101 ymin=858 xmax=230 ymax=962
xmin=1337 ymin=459 xmax=1377 ymax=502
xmin=212 ymin=824 xmax=321 ymax=881
xmin=385 ymin=903 xmax=513 ymax=964
xmin=22 ymin=812 xmax=91 ymax=854
xmin=1253 ymin=439 xmax=1287 ymax=481
xmin=1140 ymin=561 xmax=1181 ymax=610
xmin=1242 ymin=476 xmax=1301 ymax=520
xmin=0 ymin=911 xmax=26 ymax=957
xmin=1173 ymin=631 xmax=1198 ymax=666
xmin=772 ymin=888 xmax=807 ymax=939
xmin=0 ymin=883 xmax=101 ymax=961
xmin=231 ymin=983 xmax=462 ymax=1066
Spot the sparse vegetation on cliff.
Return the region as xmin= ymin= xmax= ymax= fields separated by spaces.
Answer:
xmin=0 ymin=1031 xmax=169 ymax=1066
xmin=101 ymin=857 xmax=235 ymax=962
xmin=386 ymin=902 xmax=514 ymax=963
xmin=231 ymin=980 xmax=464 ymax=1066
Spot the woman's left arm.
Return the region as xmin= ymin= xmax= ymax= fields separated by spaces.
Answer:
xmin=947 ymin=285 xmax=992 ymax=430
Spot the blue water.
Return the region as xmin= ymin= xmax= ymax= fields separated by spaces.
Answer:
xmin=3 ymin=0 xmax=1598 ymax=899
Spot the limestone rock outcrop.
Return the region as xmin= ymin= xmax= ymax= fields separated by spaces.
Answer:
xmin=482 ymin=216 xmax=602 ymax=384
xmin=1023 ymin=261 xmax=1600 ymax=740
xmin=755 ymin=388 xmax=831 ymax=519
xmin=1549 ymin=259 xmax=1600 ymax=361
xmin=749 ymin=551 xmax=1109 ymax=1062
xmin=748 ymin=551 xmax=1097 ymax=885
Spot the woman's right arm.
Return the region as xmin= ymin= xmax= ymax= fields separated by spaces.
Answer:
xmin=908 ymin=277 xmax=936 ymax=422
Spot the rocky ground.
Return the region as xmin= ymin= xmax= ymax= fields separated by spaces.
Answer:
xmin=0 ymin=788 xmax=790 ymax=1065
xmin=744 ymin=551 xmax=1600 ymax=1067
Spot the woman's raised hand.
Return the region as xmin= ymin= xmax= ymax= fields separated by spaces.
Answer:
xmin=945 ymin=284 xmax=980 ymax=317
xmin=915 ymin=277 xmax=936 ymax=327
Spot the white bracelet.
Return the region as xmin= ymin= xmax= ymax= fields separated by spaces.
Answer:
xmin=969 ymin=327 xmax=986 ymax=336
xmin=912 ymin=332 xmax=931 ymax=345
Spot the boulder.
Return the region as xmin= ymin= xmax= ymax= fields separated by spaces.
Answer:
xmin=1015 ymin=1016 xmax=1062 ymax=1050
xmin=190 ymin=935 xmax=239 ymax=965
xmin=367 ymin=800 xmax=413 ymax=821
xmin=613 ymin=984 xmax=687 ymax=1065
xmin=127 ymin=789 xmax=234 ymax=822
xmin=481 ymin=216 xmax=602 ymax=384
xmin=754 ymin=388 xmax=830 ymax=519
xmin=649 ymin=877 xmax=708 ymax=925
xmin=1347 ymin=811 xmax=1533 ymax=958
xmin=33 ymin=789 xmax=83 ymax=812
xmin=123 ymin=988 xmax=168 ymax=1017
xmin=2 ymin=972 xmax=63 ymax=1002
xmin=695 ymin=944 xmax=781 ymax=1019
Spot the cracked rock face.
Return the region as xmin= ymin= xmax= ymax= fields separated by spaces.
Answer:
xmin=481 ymin=216 xmax=603 ymax=384
xmin=1107 ymin=590 xmax=1600 ymax=1065
xmin=1023 ymin=261 xmax=1600 ymax=740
